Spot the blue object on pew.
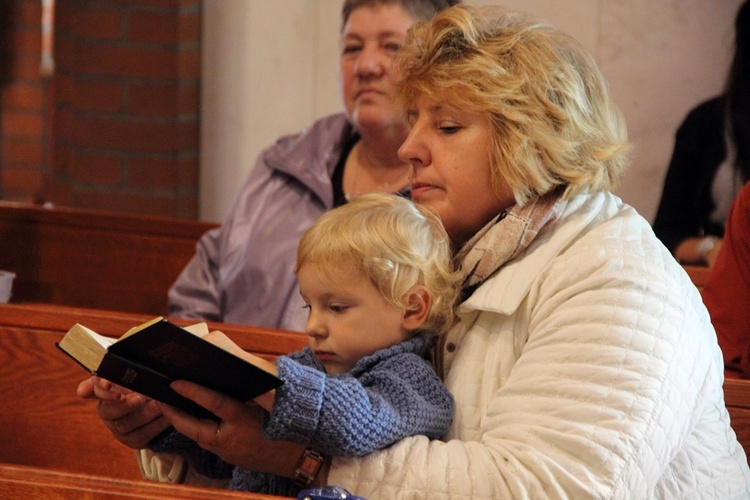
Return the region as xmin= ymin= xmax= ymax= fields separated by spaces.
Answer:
xmin=297 ymin=485 xmax=367 ymax=500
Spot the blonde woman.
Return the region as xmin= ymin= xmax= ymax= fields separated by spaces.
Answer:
xmin=168 ymin=0 xmax=459 ymax=330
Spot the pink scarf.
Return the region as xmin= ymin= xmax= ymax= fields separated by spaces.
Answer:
xmin=455 ymin=187 xmax=568 ymax=298
xmin=432 ymin=188 xmax=567 ymax=375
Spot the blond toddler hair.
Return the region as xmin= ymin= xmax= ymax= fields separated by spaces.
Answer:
xmin=296 ymin=193 xmax=459 ymax=336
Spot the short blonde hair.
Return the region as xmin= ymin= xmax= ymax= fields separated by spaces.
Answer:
xmin=296 ymin=193 xmax=459 ymax=336
xmin=397 ymin=5 xmax=630 ymax=205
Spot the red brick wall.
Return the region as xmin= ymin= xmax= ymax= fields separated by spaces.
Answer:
xmin=0 ymin=0 xmax=49 ymax=203
xmin=0 ymin=0 xmax=202 ymax=219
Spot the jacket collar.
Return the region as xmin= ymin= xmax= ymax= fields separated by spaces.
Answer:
xmin=458 ymin=191 xmax=618 ymax=317
xmin=456 ymin=187 xmax=567 ymax=301
xmin=263 ymin=113 xmax=357 ymax=208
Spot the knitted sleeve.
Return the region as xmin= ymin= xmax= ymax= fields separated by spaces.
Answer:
xmin=264 ymin=352 xmax=453 ymax=457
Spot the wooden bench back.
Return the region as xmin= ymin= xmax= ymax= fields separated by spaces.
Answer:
xmin=723 ymin=378 xmax=750 ymax=461
xmin=0 ymin=463 xmax=284 ymax=499
xmin=0 ymin=201 xmax=218 ymax=315
xmin=682 ymin=264 xmax=750 ymax=460
xmin=0 ymin=303 xmax=305 ymax=480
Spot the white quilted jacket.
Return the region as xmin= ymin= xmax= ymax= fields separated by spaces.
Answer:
xmin=330 ymin=192 xmax=750 ymax=499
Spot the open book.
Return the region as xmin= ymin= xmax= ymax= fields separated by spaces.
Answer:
xmin=57 ymin=317 xmax=283 ymax=420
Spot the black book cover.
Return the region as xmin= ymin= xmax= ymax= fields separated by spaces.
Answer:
xmin=61 ymin=318 xmax=283 ymax=420
xmin=94 ymin=350 xmax=220 ymax=420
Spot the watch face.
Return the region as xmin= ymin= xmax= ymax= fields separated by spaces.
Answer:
xmin=295 ymin=448 xmax=325 ymax=488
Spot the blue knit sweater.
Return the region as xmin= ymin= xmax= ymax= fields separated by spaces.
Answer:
xmin=151 ymin=334 xmax=454 ymax=497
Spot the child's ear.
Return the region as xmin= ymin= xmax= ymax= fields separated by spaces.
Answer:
xmin=402 ymin=285 xmax=431 ymax=331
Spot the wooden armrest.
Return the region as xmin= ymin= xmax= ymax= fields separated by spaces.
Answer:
xmin=0 ymin=463 xmax=285 ymax=499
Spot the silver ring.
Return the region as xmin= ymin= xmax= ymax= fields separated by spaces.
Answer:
xmin=214 ymin=423 xmax=221 ymax=446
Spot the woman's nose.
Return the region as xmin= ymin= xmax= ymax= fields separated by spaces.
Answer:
xmin=398 ymin=127 xmax=429 ymax=169
xmin=354 ymin=46 xmax=385 ymax=79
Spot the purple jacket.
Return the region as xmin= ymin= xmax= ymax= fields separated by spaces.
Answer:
xmin=168 ymin=114 xmax=356 ymax=331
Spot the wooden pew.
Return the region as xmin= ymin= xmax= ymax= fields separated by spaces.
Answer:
xmin=682 ymin=264 xmax=750 ymax=460
xmin=4 ymin=296 xmax=747 ymax=490
xmin=0 ymin=302 xmax=305 ymax=481
xmin=0 ymin=201 xmax=218 ymax=315
xmin=724 ymin=378 xmax=750 ymax=461
xmin=0 ymin=463 xmax=283 ymax=499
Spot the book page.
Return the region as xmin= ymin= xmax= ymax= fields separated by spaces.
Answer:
xmin=201 ymin=330 xmax=277 ymax=375
xmin=183 ymin=322 xmax=209 ymax=338
xmin=79 ymin=324 xmax=116 ymax=348
xmin=119 ymin=317 xmax=209 ymax=340
xmin=57 ymin=323 xmax=117 ymax=372
xmin=119 ymin=316 xmax=165 ymax=340
xmin=202 ymin=330 xmax=244 ymax=355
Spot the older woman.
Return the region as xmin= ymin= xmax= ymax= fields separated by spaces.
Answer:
xmin=99 ymin=5 xmax=750 ymax=499
xmin=78 ymin=0 xmax=458 ymax=481
xmin=168 ymin=0 xmax=458 ymax=330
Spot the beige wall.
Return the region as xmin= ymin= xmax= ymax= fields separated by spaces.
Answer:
xmin=200 ymin=0 xmax=744 ymax=223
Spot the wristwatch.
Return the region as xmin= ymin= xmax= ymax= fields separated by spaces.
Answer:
xmin=697 ymin=235 xmax=719 ymax=263
xmin=295 ymin=448 xmax=326 ymax=488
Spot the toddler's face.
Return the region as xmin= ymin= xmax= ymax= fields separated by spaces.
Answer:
xmin=297 ymin=260 xmax=408 ymax=373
